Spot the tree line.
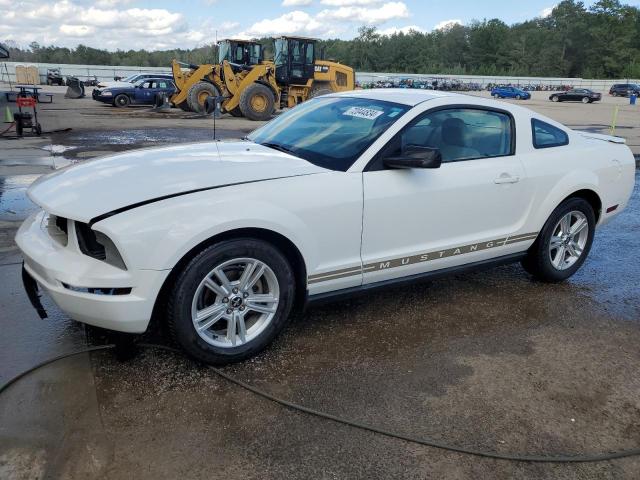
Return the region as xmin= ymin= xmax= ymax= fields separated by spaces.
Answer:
xmin=4 ymin=0 xmax=640 ymax=79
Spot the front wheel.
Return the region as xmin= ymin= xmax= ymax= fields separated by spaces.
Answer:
xmin=515 ymin=94 xmax=521 ymax=100
xmin=167 ymin=239 xmax=295 ymax=365
xmin=114 ymin=94 xmax=130 ymax=108
xmin=551 ymin=95 xmax=559 ymax=102
xmin=492 ymin=93 xmax=499 ymax=99
xmin=522 ymin=198 xmax=595 ymax=282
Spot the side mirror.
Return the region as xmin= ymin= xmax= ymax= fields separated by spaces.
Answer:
xmin=383 ymin=146 xmax=442 ymax=169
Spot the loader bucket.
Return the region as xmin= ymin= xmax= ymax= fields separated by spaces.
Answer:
xmin=65 ymin=77 xmax=85 ymax=98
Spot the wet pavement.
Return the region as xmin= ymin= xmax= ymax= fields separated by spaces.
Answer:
xmin=0 ymin=167 xmax=639 ymax=478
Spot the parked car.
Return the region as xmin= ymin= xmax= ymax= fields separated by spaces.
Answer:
xmin=609 ymin=83 xmax=640 ymax=97
xmin=491 ymin=86 xmax=531 ymax=100
xmin=93 ymin=73 xmax=173 ymax=95
xmin=549 ymin=88 xmax=602 ymax=103
xmin=93 ymin=78 xmax=176 ymax=107
xmin=17 ymin=90 xmax=635 ymax=364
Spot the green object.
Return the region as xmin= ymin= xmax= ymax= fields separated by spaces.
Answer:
xmin=3 ymin=105 xmax=12 ymax=123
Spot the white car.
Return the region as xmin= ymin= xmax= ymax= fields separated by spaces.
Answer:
xmin=16 ymin=90 xmax=635 ymax=364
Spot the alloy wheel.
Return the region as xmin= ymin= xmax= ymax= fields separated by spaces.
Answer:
xmin=191 ymin=258 xmax=280 ymax=348
xmin=548 ymin=211 xmax=589 ymax=270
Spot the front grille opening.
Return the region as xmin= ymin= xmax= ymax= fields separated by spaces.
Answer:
xmin=47 ymin=215 xmax=69 ymax=246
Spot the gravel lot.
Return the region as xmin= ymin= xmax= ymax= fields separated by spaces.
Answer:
xmin=1 ymin=85 xmax=639 ymax=479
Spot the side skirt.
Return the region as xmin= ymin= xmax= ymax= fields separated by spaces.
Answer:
xmin=306 ymin=252 xmax=527 ymax=306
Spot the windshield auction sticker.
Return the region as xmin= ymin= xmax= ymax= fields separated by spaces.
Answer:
xmin=343 ymin=106 xmax=384 ymax=120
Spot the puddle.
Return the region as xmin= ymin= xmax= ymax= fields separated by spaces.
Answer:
xmin=0 ymin=175 xmax=40 ymax=221
xmin=40 ymin=144 xmax=77 ymax=155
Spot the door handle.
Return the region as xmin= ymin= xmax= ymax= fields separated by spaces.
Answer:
xmin=494 ymin=173 xmax=520 ymax=184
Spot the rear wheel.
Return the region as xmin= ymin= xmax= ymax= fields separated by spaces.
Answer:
xmin=228 ymin=107 xmax=242 ymax=117
xmin=187 ymin=81 xmax=220 ymax=114
xmin=239 ymin=83 xmax=275 ymax=121
xmin=114 ymin=94 xmax=130 ymax=108
xmin=582 ymin=96 xmax=590 ymax=104
xmin=522 ymin=198 xmax=595 ymax=282
xmin=167 ymin=239 xmax=295 ymax=365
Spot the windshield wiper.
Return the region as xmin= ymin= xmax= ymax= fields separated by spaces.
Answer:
xmin=260 ymin=142 xmax=297 ymax=156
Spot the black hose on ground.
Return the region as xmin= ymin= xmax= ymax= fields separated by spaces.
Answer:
xmin=1 ymin=342 xmax=639 ymax=464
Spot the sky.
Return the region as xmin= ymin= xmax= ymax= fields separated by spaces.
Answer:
xmin=2 ymin=0 xmax=639 ymax=51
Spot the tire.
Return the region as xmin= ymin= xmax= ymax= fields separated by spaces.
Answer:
xmin=114 ymin=94 xmax=130 ymax=108
xmin=551 ymin=95 xmax=559 ymax=102
xmin=228 ymin=107 xmax=242 ymax=117
xmin=582 ymin=97 xmax=590 ymax=104
xmin=239 ymin=83 xmax=275 ymax=121
xmin=309 ymin=86 xmax=333 ymax=99
xmin=612 ymin=91 xmax=618 ymax=97
xmin=15 ymin=118 xmax=23 ymax=137
xmin=521 ymin=197 xmax=595 ymax=283
xmin=516 ymin=94 xmax=521 ymax=100
xmin=187 ymin=81 xmax=220 ymax=114
xmin=167 ymin=238 xmax=296 ymax=365
xmin=492 ymin=94 xmax=499 ymax=99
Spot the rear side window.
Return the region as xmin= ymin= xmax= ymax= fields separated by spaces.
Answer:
xmin=531 ymin=119 xmax=568 ymax=149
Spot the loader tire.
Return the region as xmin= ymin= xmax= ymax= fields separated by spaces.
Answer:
xmin=187 ymin=82 xmax=220 ymax=114
xmin=229 ymin=107 xmax=242 ymax=117
xmin=239 ymin=83 xmax=275 ymax=121
xmin=309 ymin=86 xmax=333 ymax=98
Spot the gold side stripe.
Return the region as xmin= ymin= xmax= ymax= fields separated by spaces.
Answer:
xmin=307 ymin=232 xmax=538 ymax=284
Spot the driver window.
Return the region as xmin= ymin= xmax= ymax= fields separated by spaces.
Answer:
xmin=383 ymin=108 xmax=513 ymax=164
xmin=141 ymin=81 xmax=152 ymax=89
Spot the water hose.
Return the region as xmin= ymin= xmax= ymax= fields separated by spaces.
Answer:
xmin=1 ymin=342 xmax=639 ymax=464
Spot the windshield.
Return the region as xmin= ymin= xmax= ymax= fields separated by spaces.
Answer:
xmin=218 ymin=41 xmax=230 ymax=63
xmin=248 ymin=97 xmax=410 ymax=171
xmin=274 ymin=38 xmax=287 ymax=66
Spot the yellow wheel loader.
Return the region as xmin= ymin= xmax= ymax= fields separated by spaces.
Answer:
xmin=170 ymin=37 xmax=355 ymax=120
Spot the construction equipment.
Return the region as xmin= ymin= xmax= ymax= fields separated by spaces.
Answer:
xmin=170 ymin=36 xmax=355 ymax=120
xmin=46 ymin=68 xmax=64 ymax=86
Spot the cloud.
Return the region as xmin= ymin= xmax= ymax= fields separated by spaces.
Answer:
xmin=317 ymin=2 xmax=409 ymax=25
xmin=320 ymin=0 xmax=383 ymax=5
xmin=378 ymin=25 xmax=424 ymax=36
xmin=0 ymin=0 xmax=240 ymax=50
xmin=59 ymin=24 xmax=95 ymax=37
xmin=282 ymin=0 xmax=313 ymax=6
xmin=540 ymin=5 xmax=556 ymax=17
xmin=241 ymin=10 xmax=322 ymax=36
xmin=433 ymin=19 xmax=462 ymax=30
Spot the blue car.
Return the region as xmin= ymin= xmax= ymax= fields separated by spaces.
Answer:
xmin=93 ymin=78 xmax=176 ymax=107
xmin=490 ymin=86 xmax=531 ymax=100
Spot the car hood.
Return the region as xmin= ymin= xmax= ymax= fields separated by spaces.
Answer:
xmin=97 ymin=81 xmax=133 ymax=89
xmin=28 ymin=141 xmax=327 ymax=223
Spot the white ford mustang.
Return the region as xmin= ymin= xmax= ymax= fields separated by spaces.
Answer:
xmin=17 ymin=90 xmax=635 ymax=364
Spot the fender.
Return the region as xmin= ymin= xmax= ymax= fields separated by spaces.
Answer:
xmin=530 ymin=169 xmax=602 ymax=231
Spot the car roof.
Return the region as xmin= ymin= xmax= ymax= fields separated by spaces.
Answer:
xmin=327 ymin=88 xmax=457 ymax=106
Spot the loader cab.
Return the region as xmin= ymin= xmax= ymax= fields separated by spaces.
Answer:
xmin=274 ymin=36 xmax=316 ymax=85
xmin=218 ymin=39 xmax=263 ymax=66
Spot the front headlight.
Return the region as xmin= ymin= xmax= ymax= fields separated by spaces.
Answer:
xmin=101 ymin=91 xmax=113 ymax=96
